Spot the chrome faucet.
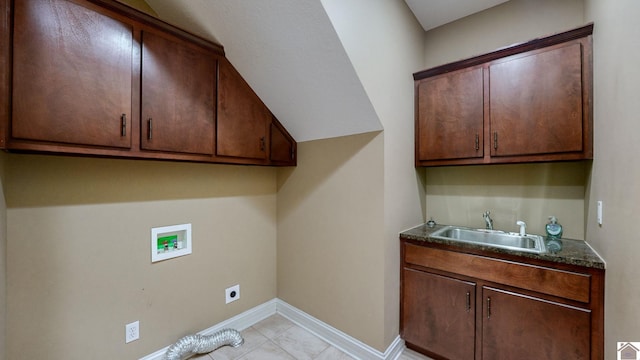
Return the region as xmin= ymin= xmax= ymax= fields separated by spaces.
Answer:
xmin=516 ymin=220 xmax=527 ymax=236
xmin=483 ymin=211 xmax=493 ymax=230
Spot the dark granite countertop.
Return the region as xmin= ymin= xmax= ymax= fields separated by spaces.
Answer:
xmin=400 ymin=223 xmax=605 ymax=270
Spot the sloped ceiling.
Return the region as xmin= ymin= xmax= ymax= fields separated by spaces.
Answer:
xmin=145 ymin=0 xmax=508 ymax=142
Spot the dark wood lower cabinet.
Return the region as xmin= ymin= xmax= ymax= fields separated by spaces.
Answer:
xmin=482 ymin=287 xmax=591 ymax=359
xmin=402 ymin=269 xmax=475 ymax=360
xmin=400 ymin=241 xmax=604 ymax=360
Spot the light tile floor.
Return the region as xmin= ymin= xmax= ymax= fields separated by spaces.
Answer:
xmin=190 ymin=314 xmax=432 ymax=360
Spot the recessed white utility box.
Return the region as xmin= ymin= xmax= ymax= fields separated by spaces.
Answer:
xmin=151 ymin=223 xmax=192 ymax=263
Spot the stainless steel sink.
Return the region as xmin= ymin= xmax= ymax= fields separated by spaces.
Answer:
xmin=430 ymin=226 xmax=546 ymax=253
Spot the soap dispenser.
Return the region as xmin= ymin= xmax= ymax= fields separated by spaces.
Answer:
xmin=546 ymin=216 xmax=563 ymax=253
xmin=546 ymin=216 xmax=563 ymax=239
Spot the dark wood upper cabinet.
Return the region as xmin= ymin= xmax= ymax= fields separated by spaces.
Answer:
xmin=416 ymin=66 xmax=484 ymax=161
xmin=1 ymin=0 xmax=297 ymax=166
xmin=414 ymin=24 xmax=593 ymax=166
xmin=270 ymin=117 xmax=296 ymax=165
xmin=11 ymin=0 xmax=133 ymax=149
xmin=140 ymin=29 xmax=216 ymax=155
xmin=217 ymin=58 xmax=270 ymax=161
xmin=489 ymin=42 xmax=585 ymax=158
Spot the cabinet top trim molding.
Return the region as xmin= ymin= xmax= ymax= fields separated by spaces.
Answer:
xmin=414 ymin=23 xmax=593 ymax=81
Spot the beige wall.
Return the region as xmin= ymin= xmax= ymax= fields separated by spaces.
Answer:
xmin=5 ymin=155 xmax=277 ymax=359
xmin=422 ymin=0 xmax=589 ymax=239
xmin=585 ymin=0 xmax=640 ymax=357
xmin=0 ymin=152 xmax=6 ymax=360
xmin=277 ymin=0 xmax=425 ymax=351
xmin=423 ymin=0 xmax=586 ymax=69
xmin=426 ymin=163 xmax=589 ymax=238
xmin=277 ymin=133 xmax=385 ymax=349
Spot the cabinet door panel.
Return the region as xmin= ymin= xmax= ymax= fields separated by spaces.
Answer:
xmin=417 ymin=67 xmax=484 ymax=161
xmin=12 ymin=0 xmax=133 ymax=148
xmin=270 ymin=118 xmax=295 ymax=165
xmin=141 ymin=30 xmax=216 ymax=155
xmin=217 ymin=58 xmax=269 ymax=160
xmin=402 ymin=268 xmax=476 ymax=360
xmin=482 ymin=286 xmax=591 ymax=360
xmin=490 ymin=43 xmax=583 ymax=157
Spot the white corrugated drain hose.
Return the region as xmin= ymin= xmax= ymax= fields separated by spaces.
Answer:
xmin=164 ymin=328 xmax=244 ymax=360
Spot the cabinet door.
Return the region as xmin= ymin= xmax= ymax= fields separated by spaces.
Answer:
xmin=416 ymin=67 xmax=484 ymax=161
xmin=12 ymin=0 xmax=133 ymax=148
xmin=489 ymin=42 xmax=584 ymax=157
xmin=141 ymin=29 xmax=216 ymax=155
xmin=402 ymin=268 xmax=476 ymax=360
xmin=482 ymin=286 xmax=591 ymax=359
xmin=217 ymin=58 xmax=269 ymax=160
xmin=270 ymin=117 xmax=296 ymax=165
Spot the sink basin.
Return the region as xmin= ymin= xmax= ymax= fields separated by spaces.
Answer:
xmin=430 ymin=226 xmax=546 ymax=253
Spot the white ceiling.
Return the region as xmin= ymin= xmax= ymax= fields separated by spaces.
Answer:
xmin=144 ymin=1 xmax=506 ymax=142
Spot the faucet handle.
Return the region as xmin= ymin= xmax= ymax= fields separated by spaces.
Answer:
xmin=516 ymin=220 xmax=526 ymax=236
xmin=483 ymin=211 xmax=494 ymax=230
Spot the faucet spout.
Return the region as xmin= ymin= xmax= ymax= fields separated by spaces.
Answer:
xmin=483 ymin=211 xmax=493 ymax=230
xmin=516 ymin=220 xmax=526 ymax=236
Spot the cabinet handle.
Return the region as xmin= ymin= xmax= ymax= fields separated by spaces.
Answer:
xmin=487 ymin=297 xmax=492 ymax=319
xmin=466 ymin=291 xmax=471 ymax=312
xmin=291 ymin=147 xmax=295 ymax=160
xmin=121 ymin=114 xmax=127 ymax=137
xmin=148 ymin=118 xmax=153 ymax=140
xmin=493 ymin=132 xmax=498 ymax=150
xmin=260 ymin=137 xmax=265 ymax=152
xmin=475 ymin=134 xmax=479 ymax=151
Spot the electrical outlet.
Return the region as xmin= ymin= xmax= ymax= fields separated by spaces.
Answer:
xmin=225 ymin=284 xmax=240 ymax=304
xmin=125 ymin=321 xmax=140 ymax=343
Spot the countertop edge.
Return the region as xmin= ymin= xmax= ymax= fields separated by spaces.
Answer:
xmin=400 ymin=224 xmax=606 ymax=270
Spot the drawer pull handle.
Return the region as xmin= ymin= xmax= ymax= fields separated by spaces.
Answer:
xmin=121 ymin=114 xmax=127 ymax=137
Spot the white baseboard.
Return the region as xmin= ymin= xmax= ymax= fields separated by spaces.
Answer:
xmin=140 ymin=298 xmax=405 ymax=360
xmin=275 ymin=299 xmax=405 ymax=360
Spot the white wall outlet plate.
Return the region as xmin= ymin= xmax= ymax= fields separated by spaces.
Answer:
xmin=225 ymin=285 xmax=240 ymax=304
xmin=125 ymin=321 xmax=140 ymax=343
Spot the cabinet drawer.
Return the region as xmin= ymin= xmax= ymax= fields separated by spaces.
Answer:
xmin=404 ymin=244 xmax=591 ymax=303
